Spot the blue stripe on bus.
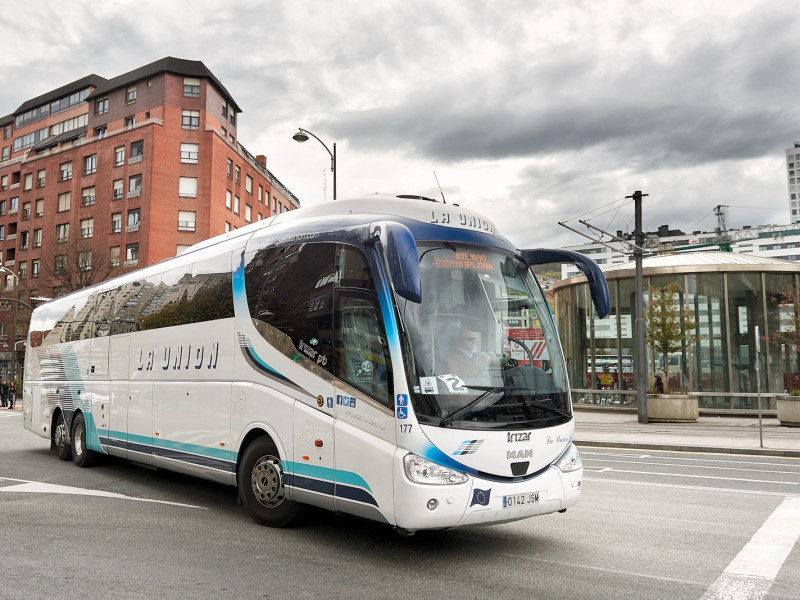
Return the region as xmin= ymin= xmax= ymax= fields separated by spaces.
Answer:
xmin=105 ymin=429 xmax=236 ymax=469
xmin=284 ymin=473 xmax=378 ymax=507
xmin=286 ymin=461 xmax=372 ymax=493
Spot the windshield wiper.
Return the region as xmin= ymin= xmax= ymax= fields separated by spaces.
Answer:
xmin=439 ymin=387 xmax=570 ymax=426
xmin=439 ymin=386 xmax=505 ymax=427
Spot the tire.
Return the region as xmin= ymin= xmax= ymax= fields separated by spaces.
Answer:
xmin=52 ymin=412 xmax=72 ymax=462
xmin=238 ymin=437 xmax=301 ymax=527
xmin=70 ymin=412 xmax=97 ymax=468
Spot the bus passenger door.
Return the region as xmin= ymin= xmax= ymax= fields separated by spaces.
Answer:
xmin=332 ymin=288 xmax=397 ymax=522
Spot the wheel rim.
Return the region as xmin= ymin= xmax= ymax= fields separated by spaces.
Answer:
xmin=74 ymin=422 xmax=84 ymax=457
xmin=55 ymin=420 xmax=66 ymax=449
xmin=250 ymin=455 xmax=285 ymax=508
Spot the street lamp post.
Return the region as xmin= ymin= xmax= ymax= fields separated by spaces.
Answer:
xmin=292 ymin=128 xmax=337 ymax=200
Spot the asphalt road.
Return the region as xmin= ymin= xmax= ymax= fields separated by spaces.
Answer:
xmin=1 ymin=411 xmax=798 ymax=600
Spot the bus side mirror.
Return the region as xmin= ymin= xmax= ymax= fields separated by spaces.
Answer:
xmin=520 ymin=248 xmax=610 ymax=318
xmin=372 ymin=222 xmax=422 ymax=304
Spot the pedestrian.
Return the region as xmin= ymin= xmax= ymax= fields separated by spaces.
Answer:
xmin=8 ymin=381 xmax=16 ymax=409
xmin=654 ymin=375 xmax=664 ymax=394
xmin=0 ymin=380 xmax=7 ymax=408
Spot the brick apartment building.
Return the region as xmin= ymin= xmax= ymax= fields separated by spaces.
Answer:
xmin=0 ymin=57 xmax=299 ymax=380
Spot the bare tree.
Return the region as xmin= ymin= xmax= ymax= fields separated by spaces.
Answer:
xmin=41 ymin=235 xmax=120 ymax=294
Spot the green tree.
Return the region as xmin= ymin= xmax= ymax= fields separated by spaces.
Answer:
xmin=644 ymin=282 xmax=701 ymax=393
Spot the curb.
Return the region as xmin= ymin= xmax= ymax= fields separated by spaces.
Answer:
xmin=575 ymin=440 xmax=800 ymax=459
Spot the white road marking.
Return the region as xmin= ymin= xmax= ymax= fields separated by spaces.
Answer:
xmin=699 ymin=496 xmax=800 ymax=600
xmin=596 ymin=468 xmax=797 ymax=486
xmin=584 ymin=477 xmax=799 ymax=498
xmin=583 ymin=458 xmax=800 ymax=476
xmin=0 ymin=477 xmax=205 ymax=509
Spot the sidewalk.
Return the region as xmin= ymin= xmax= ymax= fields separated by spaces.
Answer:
xmin=574 ymin=409 xmax=800 ymax=458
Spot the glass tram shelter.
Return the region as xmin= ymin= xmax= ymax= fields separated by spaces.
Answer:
xmin=550 ymin=252 xmax=800 ymax=412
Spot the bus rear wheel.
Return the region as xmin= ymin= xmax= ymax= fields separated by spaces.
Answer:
xmin=71 ymin=412 xmax=97 ymax=467
xmin=238 ymin=437 xmax=301 ymax=527
xmin=52 ymin=412 xmax=71 ymax=461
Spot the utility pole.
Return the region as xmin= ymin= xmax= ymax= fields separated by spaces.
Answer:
xmin=627 ymin=190 xmax=649 ymax=423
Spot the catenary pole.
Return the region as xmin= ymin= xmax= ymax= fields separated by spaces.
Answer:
xmin=627 ymin=190 xmax=649 ymax=423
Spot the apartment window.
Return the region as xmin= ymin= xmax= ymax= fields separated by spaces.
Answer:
xmin=94 ymin=125 xmax=107 ymax=139
xmin=54 ymin=254 xmax=67 ymax=275
xmin=115 ymin=146 xmax=125 ymax=166
xmin=82 ymin=186 xmax=95 ymax=206
xmin=0 ymin=200 xmax=5 ymax=215
xmin=32 ymin=259 xmax=40 ymax=278
xmin=245 ymin=204 xmax=252 ymax=222
xmin=128 ymin=174 xmax=142 ymax=196
xmin=225 ymin=222 xmax=231 ymax=232
xmin=179 ymin=177 xmax=197 ymax=197
xmin=180 ymin=143 xmax=198 ymax=163
xmin=37 ymin=169 xmax=45 ymax=187
xmin=222 ymin=102 xmax=228 ymax=118
xmin=22 ymin=202 xmax=31 ymax=220
xmin=84 ymin=154 xmax=97 ymax=175
xmin=1 ymin=147 xmax=8 ymax=161
xmin=178 ymin=210 xmax=196 ymax=231
xmin=183 ymin=77 xmax=200 ymax=97
xmin=226 ymin=158 xmax=233 ymax=177
xmin=127 ymin=208 xmax=140 ymax=227
xmin=125 ymin=116 xmax=135 ymax=129
xmin=182 ymin=110 xmax=200 ymax=130
xmin=18 ymin=261 xmax=26 ymax=280
xmin=60 ymin=161 xmax=72 ymax=181
xmin=95 ymin=97 xmax=108 ymax=114
xmin=245 ymin=175 xmax=253 ymax=194
xmin=33 ymin=228 xmax=42 ymax=248
xmin=35 ymin=199 xmax=44 ymax=218
xmin=20 ymin=231 xmax=29 ymax=250
xmin=226 ymin=190 xmax=232 ymax=209
xmin=57 ymin=192 xmax=71 ymax=213
xmin=234 ymin=165 xmax=240 ymax=184
xmin=125 ymin=243 xmax=139 ymax=264
xmin=273 ymin=196 xmax=277 ymax=211
xmin=10 ymin=197 xmax=18 ymax=213
xmin=24 ymin=173 xmax=32 ymax=190
xmin=113 ymin=179 xmax=123 ymax=200
xmin=79 ymin=250 xmax=92 ymax=271
xmin=258 ymin=185 xmax=263 ymax=203
xmin=0 ymin=175 xmax=5 ymax=190
xmin=111 ymin=213 xmax=122 ymax=233
xmin=56 ymin=223 xmax=69 ymax=243
xmin=234 ymin=195 xmax=240 ymax=215
xmin=0 ymin=225 xmax=4 ymax=240
xmin=81 ymin=218 xmax=94 ymax=238
xmin=130 ymin=140 xmax=144 ymax=162
xmin=126 ymin=86 xmax=137 ymax=103
xmin=110 ymin=246 xmax=120 ymax=267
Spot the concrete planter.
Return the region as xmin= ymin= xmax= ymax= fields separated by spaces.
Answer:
xmin=777 ymin=395 xmax=800 ymax=427
xmin=646 ymin=394 xmax=699 ymax=423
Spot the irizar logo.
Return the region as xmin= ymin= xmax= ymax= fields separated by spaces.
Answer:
xmin=507 ymin=432 xmax=531 ymax=443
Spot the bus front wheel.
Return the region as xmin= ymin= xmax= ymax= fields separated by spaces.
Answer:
xmin=52 ymin=412 xmax=72 ymax=461
xmin=71 ymin=412 xmax=97 ymax=467
xmin=238 ymin=437 xmax=301 ymax=527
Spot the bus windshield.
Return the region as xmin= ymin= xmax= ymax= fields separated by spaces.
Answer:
xmin=400 ymin=242 xmax=570 ymax=430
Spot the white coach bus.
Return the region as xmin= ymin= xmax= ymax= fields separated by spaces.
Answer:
xmin=23 ymin=194 xmax=609 ymax=533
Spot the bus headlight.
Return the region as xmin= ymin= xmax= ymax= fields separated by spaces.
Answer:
xmin=553 ymin=443 xmax=583 ymax=473
xmin=403 ymin=453 xmax=468 ymax=485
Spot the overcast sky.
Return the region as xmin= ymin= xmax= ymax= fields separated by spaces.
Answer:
xmin=1 ymin=0 xmax=797 ymax=249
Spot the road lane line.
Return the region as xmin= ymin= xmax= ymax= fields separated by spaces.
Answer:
xmin=602 ymin=468 xmax=797 ymax=485
xmin=699 ymin=496 xmax=800 ymax=600
xmin=583 ymin=458 xmax=800 ymax=476
xmin=0 ymin=477 xmax=205 ymax=509
xmin=584 ymin=477 xmax=799 ymax=498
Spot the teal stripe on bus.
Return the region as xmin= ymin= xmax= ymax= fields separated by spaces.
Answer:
xmin=286 ymin=461 xmax=372 ymax=492
xmin=108 ymin=430 xmax=236 ymax=462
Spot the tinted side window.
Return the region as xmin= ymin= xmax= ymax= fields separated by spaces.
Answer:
xmin=245 ymin=243 xmax=335 ymax=375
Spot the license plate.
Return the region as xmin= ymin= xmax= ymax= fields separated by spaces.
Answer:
xmin=502 ymin=492 xmax=540 ymax=508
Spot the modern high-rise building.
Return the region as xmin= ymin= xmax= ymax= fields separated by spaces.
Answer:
xmin=0 ymin=57 xmax=299 ymax=379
